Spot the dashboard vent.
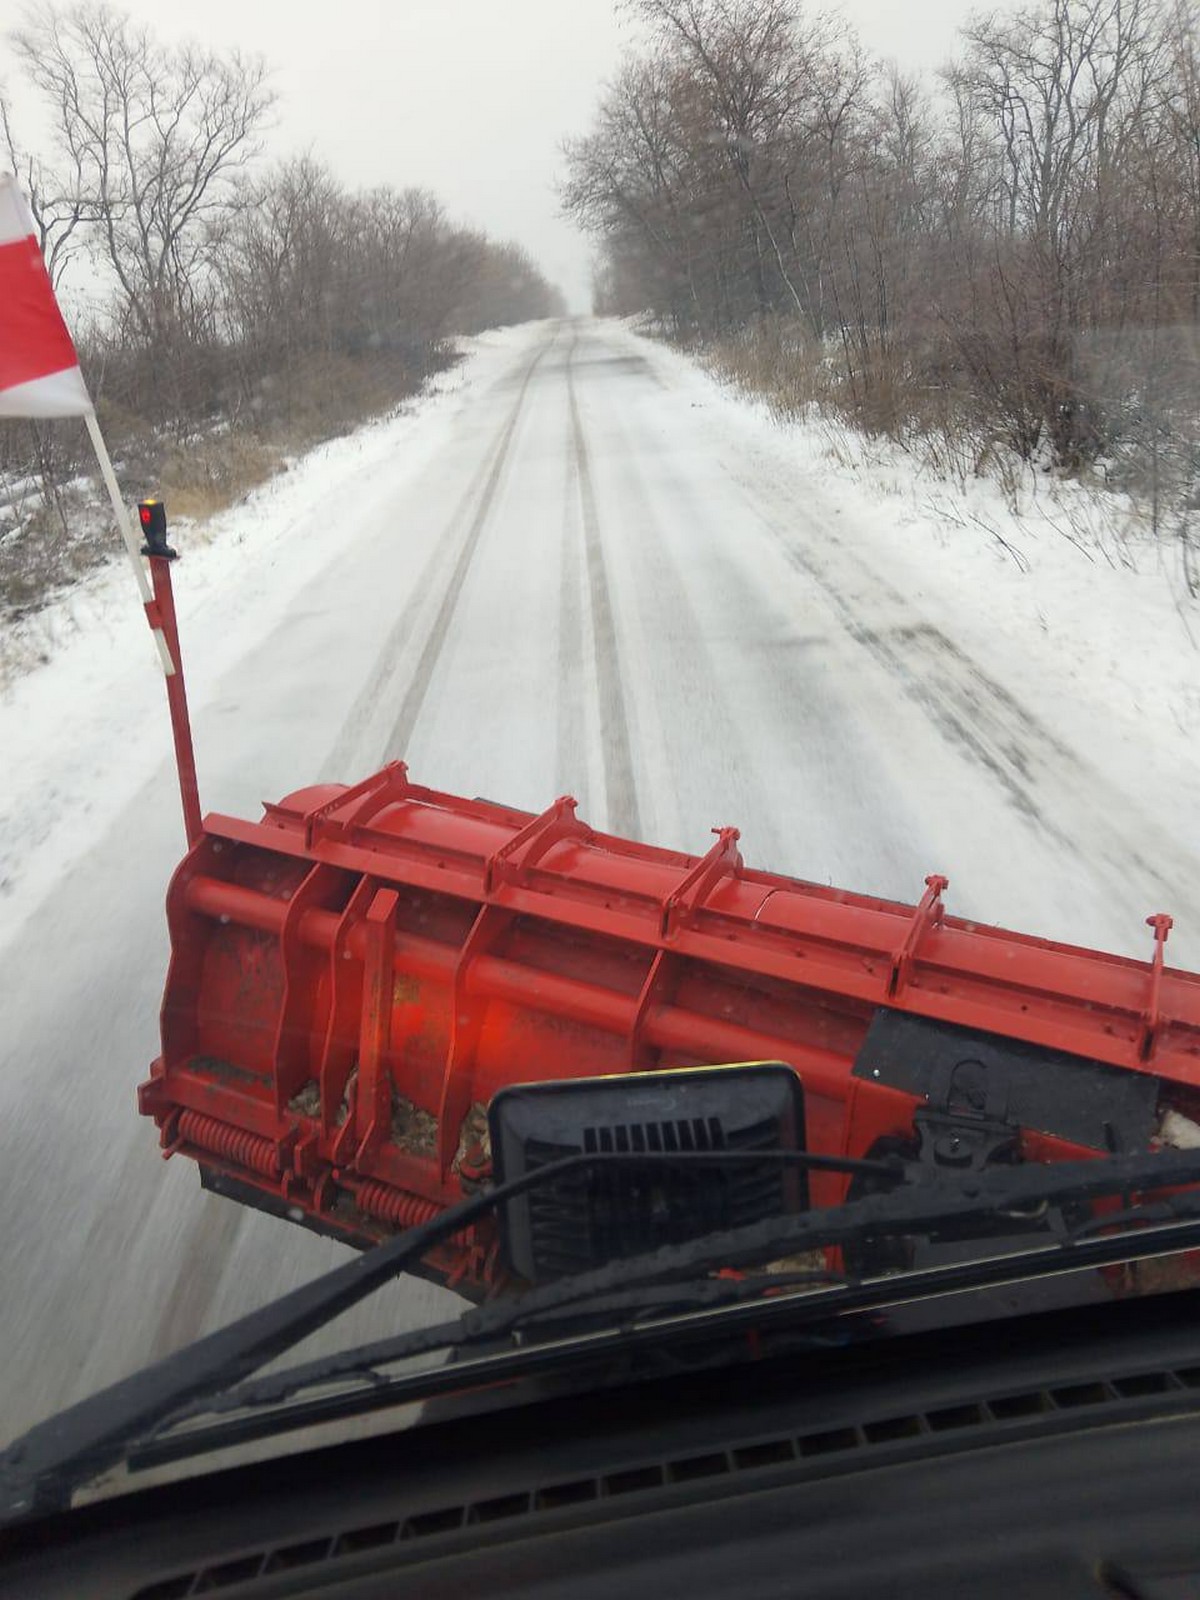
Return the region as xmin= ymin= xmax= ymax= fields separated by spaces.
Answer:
xmin=129 ymin=1361 xmax=1200 ymax=1597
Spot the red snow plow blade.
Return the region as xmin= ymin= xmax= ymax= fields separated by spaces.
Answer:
xmin=139 ymin=761 xmax=1200 ymax=1297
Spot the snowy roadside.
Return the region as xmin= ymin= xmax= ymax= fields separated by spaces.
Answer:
xmin=0 ymin=324 xmax=542 ymax=955
xmin=620 ymin=323 xmax=1200 ymax=884
xmin=3 ymin=313 xmax=1197 ymax=972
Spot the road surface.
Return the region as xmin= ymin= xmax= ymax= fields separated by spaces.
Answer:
xmin=3 ymin=318 xmax=1198 ymax=1443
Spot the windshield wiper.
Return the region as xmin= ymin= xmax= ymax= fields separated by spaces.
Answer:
xmin=0 ymin=1146 xmax=883 ymax=1522
xmin=6 ymin=1143 xmax=1200 ymax=1522
xmin=127 ymin=1204 xmax=1200 ymax=1479
xmin=190 ymin=1145 xmax=1200 ymax=1419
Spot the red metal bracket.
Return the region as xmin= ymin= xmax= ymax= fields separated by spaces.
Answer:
xmin=159 ymin=1106 xmax=183 ymax=1160
xmin=628 ymin=948 xmax=672 ymax=1070
xmin=889 ymin=874 xmax=949 ymax=999
xmin=330 ymin=1074 xmax=359 ymax=1166
xmin=436 ymin=902 xmax=514 ymax=1178
xmin=317 ymin=874 xmax=378 ymax=1139
xmin=1140 ymin=912 xmax=1174 ymax=1062
xmin=271 ymin=862 xmax=352 ymax=1115
xmin=291 ymin=1130 xmax=321 ymax=1180
xmin=301 ymin=762 xmax=409 ymax=848
xmin=661 ymin=828 xmax=742 ymax=938
xmin=483 ymin=796 xmax=582 ymax=892
xmin=355 ymin=888 xmax=400 ymax=1160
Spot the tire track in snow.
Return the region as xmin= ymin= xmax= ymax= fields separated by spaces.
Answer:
xmin=381 ymin=336 xmax=554 ymax=759
xmin=321 ymin=328 xmax=556 ymax=780
xmin=566 ymin=334 xmax=642 ymax=838
xmin=737 ymin=475 xmax=1200 ymax=913
xmin=556 ymin=372 xmax=589 ymax=806
xmin=145 ymin=1197 xmax=246 ymax=1363
xmin=593 ymin=394 xmax=796 ymax=870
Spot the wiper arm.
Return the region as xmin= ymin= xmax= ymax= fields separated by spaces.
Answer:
xmin=197 ymin=1146 xmax=1200 ymax=1420
xmin=0 ymin=1145 xmax=884 ymax=1522
xmin=8 ymin=1144 xmax=1200 ymax=1521
xmin=133 ymin=1205 xmax=1200 ymax=1479
xmin=130 ymin=1267 xmax=858 ymax=1477
xmin=477 ymin=1147 xmax=1200 ymax=1334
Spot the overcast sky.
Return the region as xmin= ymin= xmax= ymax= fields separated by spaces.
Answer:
xmin=9 ymin=0 xmax=1001 ymax=311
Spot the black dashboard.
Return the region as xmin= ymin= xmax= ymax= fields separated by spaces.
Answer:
xmin=5 ymin=1291 xmax=1200 ymax=1599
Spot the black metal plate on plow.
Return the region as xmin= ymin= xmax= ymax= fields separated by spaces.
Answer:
xmin=853 ymin=1009 xmax=1159 ymax=1153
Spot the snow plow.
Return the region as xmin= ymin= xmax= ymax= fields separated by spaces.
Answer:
xmin=124 ymin=500 xmax=1200 ymax=1301
xmin=138 ymin=752 xmax=1200 ymax=1299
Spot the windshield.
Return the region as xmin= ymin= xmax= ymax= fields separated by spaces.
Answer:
xmin=1 ymin=0 xmax=1199 ymax=1504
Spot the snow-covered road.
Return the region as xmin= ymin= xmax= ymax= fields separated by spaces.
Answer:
xmin=3 ymin=317 xmax=1199 ymax=1441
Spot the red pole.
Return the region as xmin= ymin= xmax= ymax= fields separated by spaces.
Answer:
xmin=146 ymin=554 xmax=203 ymax=847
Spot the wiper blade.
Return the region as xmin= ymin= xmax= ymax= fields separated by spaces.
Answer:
xmin=198 ymin=1145 xmax=1200 ymax=1419
xmin=0 ymin=1145 xmax=884 ymax=1522
xmin=477 ymin=1147 xmax=1200 ymax=1337
xmin=7 ymin=1144 xmax=1200 ymax=1521
xmin=133 ymin=1207 xmax=1200 ymax=1478
xmin=494 ymin=1264 xmax=847 ymax=1343
xmin=130 ymin=1269 xmax=858 ymax=1476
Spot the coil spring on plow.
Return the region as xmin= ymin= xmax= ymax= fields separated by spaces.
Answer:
xmin=175 ymin=1110 xmax=280 ymax=1179
xmin=346 ymin=1179 xmax=492 ymax=1291
xmin=351 ymin=1181 xmax=441 ymax=1231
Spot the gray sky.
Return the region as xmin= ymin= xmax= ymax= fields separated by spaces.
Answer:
xmin=24 ymin=0 xmax=995 ymax=311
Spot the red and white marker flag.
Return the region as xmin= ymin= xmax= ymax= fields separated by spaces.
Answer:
xmin=0 ymin=172 xmax=92 ymax=418
xmin=0 ymin=171 xmax=173 ymax=672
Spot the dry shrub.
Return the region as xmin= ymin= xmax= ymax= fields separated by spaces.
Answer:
xmin=708 ymin=318 xmax=826 ymax=419
xmin=1 ymin=343 xmax=455 ymax=628
xmin=0 ymin=490 xmax=113 ymax=620
xmin=159 ymin=434 xmax=282 ymax=521
xmin=254 ymin=353 xmax=404 ymax=444
xmin=702 ymin=317 xmax=1037 ymax=507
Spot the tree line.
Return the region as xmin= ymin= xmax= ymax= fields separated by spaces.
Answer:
xmin=563 ymin=0 xmax=1200 ymax=575
xmin=0 ymin=3 xmax=564 ymax=616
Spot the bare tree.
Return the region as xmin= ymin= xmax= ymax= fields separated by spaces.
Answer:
xmin=10 ymin=1 xmax=272 ymax=414
xmin=944 ymin=0 xmax=1173 ymax=462
xmin=567 ymin=0 xmax=1200 ymax=534
xmin=1 ymin=91 xmax=98 ymax=289
xmin=566 ymin=2 xmax=876 ymax=338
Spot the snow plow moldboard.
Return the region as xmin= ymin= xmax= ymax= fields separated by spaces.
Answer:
xmin=138 ymin=761 xmax=1200 ymax=1298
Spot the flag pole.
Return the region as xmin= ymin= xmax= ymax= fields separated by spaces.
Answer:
xmin=83 ymin=407 xmax=175 ymax=678
xmin=83 ymin=411 xmax=203 ymax=846
xmin=146 ymin=544 xmax=203 ymax=846
xmin=2 ymin=171 xmax=196 ymax=836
